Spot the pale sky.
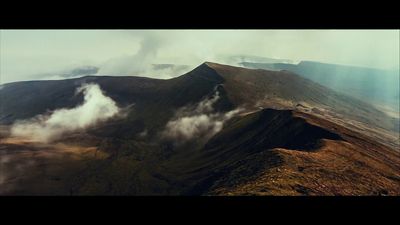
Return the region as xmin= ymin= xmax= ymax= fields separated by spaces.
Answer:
xmin=1 ymin=30 xmax=399 ymax=83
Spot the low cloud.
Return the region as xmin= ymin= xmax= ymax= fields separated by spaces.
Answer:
xmin=162 ymin=89 xmax=241 ymax=143
xmin=97 ymin=34 xmax=194 ymax=79
xmin=98 ymin=33 xmax=165 ymax=77
xmin=11 ymin=83 xmax=120 ymax=143
xmin=2 ymin=30 xmax=399 ymax=84
xmin=35 ymin=65 xmax=100 ymax=81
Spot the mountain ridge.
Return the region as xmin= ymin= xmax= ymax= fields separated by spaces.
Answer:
xmin=1 ymin=62 xmax=399 ymax=195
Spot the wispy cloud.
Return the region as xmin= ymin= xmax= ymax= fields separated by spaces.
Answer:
xmin=10 ymin=83 xmax=120 ymax=142
xmin=162 ymin=89 xmax=241 ymax=143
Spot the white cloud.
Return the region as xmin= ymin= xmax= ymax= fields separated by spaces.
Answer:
xmin=162 ymin=89 xmax=241 ymax=143
xmin=10 ymin=83 xmax=120 ymax=143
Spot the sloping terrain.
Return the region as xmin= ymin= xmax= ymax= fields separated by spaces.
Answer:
xmin=207 ymin=62 xmax=399 ymax=148
xmin=1 ymin=62 xmax=397 ymax=133
xmin=0 ymin=62 xmax=399 ymax=195
xmin=240 ymin=60 xmax=400 ymax=113
xmin=152 ymin=109 xmax=399 ymax=195
xmin=202 ymin=109 xmax=400 ymax=195
xmin=0 ymin=136 xmax=107 ymax=195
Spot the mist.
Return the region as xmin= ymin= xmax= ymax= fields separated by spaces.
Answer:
xmin=10 ymin=83 xmax=120 ymax=142
xmin=162 ymin=89 xmax=242 ymax=143
xmin=1 ymin=30 xmax=398 ymax=83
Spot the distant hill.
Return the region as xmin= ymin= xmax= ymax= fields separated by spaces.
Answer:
xmin=223 ymin=55 xmax=297 ymax=65
xmin=240 ymin=61 xmax=400 ymax=112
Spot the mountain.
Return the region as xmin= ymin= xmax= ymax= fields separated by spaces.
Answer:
xmin=0 ymin=62 xmax=399 ymax=195
xmin=240 ymin=61 xmax=400 ymax=113
xmin=224 ymin=55 xmax=296 ymax=65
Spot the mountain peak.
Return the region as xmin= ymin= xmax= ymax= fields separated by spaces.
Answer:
xmin=203 ymin=61 xmax=219 ymax=67
xmin=178 ymin=62 xmax=225 ymax=83
xmin=203 ymin=61 xmax=236 ymax=69
xmin=194 ymin=61 xmax=221 ymax=70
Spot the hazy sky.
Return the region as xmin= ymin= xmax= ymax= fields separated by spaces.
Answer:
xmin=1 ymin=30 xmax=399 ymax=83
